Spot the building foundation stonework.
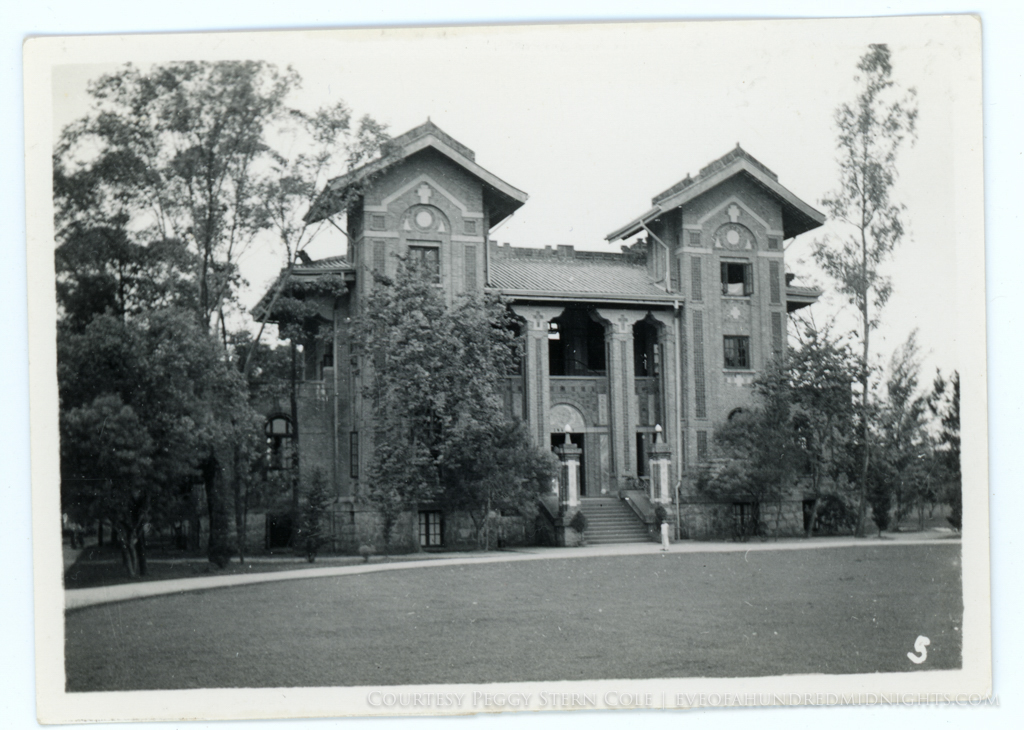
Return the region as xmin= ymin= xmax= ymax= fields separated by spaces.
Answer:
xmin=258 ymin=121 xmax=825 ymax=551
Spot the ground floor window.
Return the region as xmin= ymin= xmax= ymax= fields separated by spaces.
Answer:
xmin=419 ymin=511 xmax=443 ymax=547
xmin=723 ymin=335 xmax=750 ymax=369
xmin=266 ymin=512 xmax=293 ymax=549
xmin=732 ymin=502 xmax=760 ymax=539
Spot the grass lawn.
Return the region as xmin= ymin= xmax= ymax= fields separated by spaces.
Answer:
xmin=65 ymin=544 xmax=961 ymax=691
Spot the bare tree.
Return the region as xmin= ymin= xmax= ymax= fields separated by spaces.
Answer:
xmin=812 ymin=44 xmax=918 ymax=536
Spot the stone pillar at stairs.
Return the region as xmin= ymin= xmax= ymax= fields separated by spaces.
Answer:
xmin=648 ymin=424 xmax=673 ymax=505
xmin=554 ymin=428 xmax=582 ymax=509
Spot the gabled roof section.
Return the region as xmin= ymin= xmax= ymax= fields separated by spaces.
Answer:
xmin=305 ymin=120 xmax=528 ymax=228
xmin=606 ymin=144 xmax=825 ymax=242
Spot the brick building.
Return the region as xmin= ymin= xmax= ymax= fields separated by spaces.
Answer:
xmin=258 ymin=120 xmax=824 ymax=549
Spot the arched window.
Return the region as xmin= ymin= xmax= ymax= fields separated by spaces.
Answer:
xmin=265 ymin=416 xmax=294 ymax=470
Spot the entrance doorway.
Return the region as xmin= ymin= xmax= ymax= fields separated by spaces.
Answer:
xmin=551 ymin=432 xmax=586 ymax=496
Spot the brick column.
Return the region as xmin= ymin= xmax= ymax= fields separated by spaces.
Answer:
xmin=594 ymin=308 xmax=646 ymax=486
xmin=650 ymin=310 xmax=681 ymax=492
xmin=511 ymin=305 xmax=564 ymax=448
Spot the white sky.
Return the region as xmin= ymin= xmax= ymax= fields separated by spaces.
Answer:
xmin=49 ymin=18 xmax=969 ymax=381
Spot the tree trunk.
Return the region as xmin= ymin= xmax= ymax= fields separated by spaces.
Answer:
xmin=137 ymin=528 xmax=148 ymax=576
xmin=233 ymin=442 xmax=246 ymax=564
xmin=204 ymin=456 xmax=233 ymax=567
xmin=804 ymin=497 xmax=821 ymax=539
xmin=289 ymin=340 xmax=301 ymax=547
xmin=115 ymin=524 xmax=139 ymax=578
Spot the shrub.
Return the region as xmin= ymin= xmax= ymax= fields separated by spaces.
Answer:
xmin=569 ymin=510 xmax=588 ymax=543
xmin=300 ymin=469 xmax=331 ymax=562
xmin=946 ymin=485 xmax=962 ymax=532
xmin=866 ymin=481 xmax=892 ymax=536
xmin=654 ymin=504 xmax=669 ymax=525
xmin=358 ymin=544 xmax=375 ymax=563
xmin=816 ymin=494 xmax=857 ymax=535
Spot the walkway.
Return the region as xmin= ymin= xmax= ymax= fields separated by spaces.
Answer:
xmin=65 ymin=528 xmax=959 ymax=611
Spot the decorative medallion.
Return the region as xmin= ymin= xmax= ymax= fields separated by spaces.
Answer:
xmin=408 ymin=204 xmax=447 ymax=233
xmin=714 ymin=222 xmax=755 ymax=251
xmin=415 ymin=209 xmax=434 ymax=229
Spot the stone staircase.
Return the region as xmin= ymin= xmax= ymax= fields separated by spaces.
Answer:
xmin=578 ymin=497 xmax=652 ymax=544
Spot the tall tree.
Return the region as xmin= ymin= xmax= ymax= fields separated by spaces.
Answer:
xmin=703 ymin=360 xmax=801 ymax=539
xmin=812 ymin=44 xmax=918 ymax=536
xmin=59 ymin=309 xmax=259 ymax=575
xmin=244 ymin=106 xmax=391 ymax=377
xmin=353 ymin=263 xmax=556 ymax=551
xmin=54 ymin=61 xmax=298 ymax=332
xmin=55 ymin=226 xmax=198 ymax=332
xmin=875 ymin=331 xmax=930 ymax=531
xmin=788 ymin=316 xmax=860 ymax=536
xmin=929 ymin=370 xmax=961 ymax=530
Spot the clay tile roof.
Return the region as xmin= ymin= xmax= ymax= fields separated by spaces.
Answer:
xmin=292 ymin=255 xmax=353 ymax=272
xmin=488 ymin=248 xmax=671 ymax=300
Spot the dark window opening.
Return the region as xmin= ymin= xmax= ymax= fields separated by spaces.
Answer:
xmin=733 ymin=502 xmax=761 ymax=539
xmin=636 ymin=432 xmax=648 ymax=477
xmin=548 ymin=309 xmax=606 ymax=376
xmin=408 ymin=245 xmax=441 ymax=284
xmin=802 ymin=499 xmax=817 ymax=533
xmin=721 ymin=262 xmax=753 ymax=296
xmin=723 ymin=336 xmax=750 ymax=369
xmin=419 ymin=511 xmax=443 ymax=547
xmin=633 ymin=319 xmax=660 ymax=377
xmin=266 ymin=512 xmax=293 ymax=549
xmin=265 ymin=416 xmax=293 ymax=470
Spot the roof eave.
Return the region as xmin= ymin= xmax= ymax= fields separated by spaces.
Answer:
xmin=486 ymin=287 xmax=680 ymax=306
xmin=307 ymin=133 xmax=528 ymax=225
xmin=606 ymin=158 xmax=826 ymax=241
xmin=605 ymin=206 xmax=663 ymax=242
xmin=785 ymin=286 xmax=822 ymax=313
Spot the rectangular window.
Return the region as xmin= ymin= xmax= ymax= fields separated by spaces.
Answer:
xmin=692 ymin=310 xmax=706 ymax=418
xmin=697 ymin=430 xmax=709 ymax=462
xmin=690 ymin=257 xmax=703 ymax=302
xmin=723 ymin=335 xmax=750 ymax=369
xmin=688 ymin=230 xmax=702 ymax=247
xmin=771 ymin=311 xmax=784 ymax=358
xmin=464 ymin=244 xmax=477 ymax=290
xmin=408 ymin=244 xmax=441 ymax=284
xmin=419 ymin=511 xmax=443 ymax=547
xmin=372 ymin=240 xmax=386 ymax=273
xmin=768 ymin=236 xmax=781 ymax=251
xmin=769 ymin=260 xmax=781 ymax=304
xmin=370 ymin=214 xmax=386 ymax=231
xmin=349 ymin=432 xmax=359 ymax=479
xmin=464 ymin=219 xmax=477 ymax=235
xmin=721 ymin=262 xmax=753 ymax=296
